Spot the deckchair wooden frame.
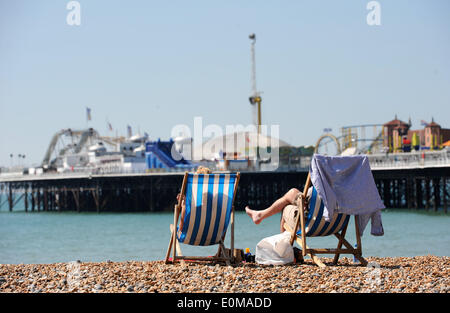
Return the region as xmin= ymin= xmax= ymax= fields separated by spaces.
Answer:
xmin=165 ymin=172 xmax=240 ymax=265
xmin=285 ymin=173 xmax=368 ymax=268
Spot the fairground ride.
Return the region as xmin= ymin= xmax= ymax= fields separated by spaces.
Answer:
xmin=314 ymin=124 xmax=385 ymax=156
xmin=41 ymin=128 xmax=126 ymax=169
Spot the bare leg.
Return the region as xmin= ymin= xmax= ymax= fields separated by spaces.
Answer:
xmin=245 ymin=188 xmax=300 ymax=225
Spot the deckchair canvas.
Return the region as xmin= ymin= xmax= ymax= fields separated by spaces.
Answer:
xmin=165 ymin=172 xmax=240 ymax=264
xmin=285 ymin=173 xmax=369 ymax=268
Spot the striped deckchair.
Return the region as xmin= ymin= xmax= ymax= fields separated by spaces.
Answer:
xmin=284 ymin=173 xmax=368 ymax=268
xmin=165 ymin=172 xmax=240 ymax=264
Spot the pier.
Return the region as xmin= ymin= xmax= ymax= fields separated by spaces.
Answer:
xmin=1 ymin=164 xmax=449 ymax=213
xmin=3 ymin=114 xmax=449 ymax=213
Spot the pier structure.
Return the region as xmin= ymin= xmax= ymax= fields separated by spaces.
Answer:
xmin=0 ymin=173 xmax=182 ymax=213
xmin=374 ymin=168 xmax=449 ymax=212
xmin=1 ymin=165 xmax=449 ymax=213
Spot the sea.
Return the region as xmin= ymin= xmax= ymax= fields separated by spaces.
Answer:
xmin=0 ymin=205 xmax=449 ymax=264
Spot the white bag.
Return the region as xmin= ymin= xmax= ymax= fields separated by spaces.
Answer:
xmin=255 ymin=231 xmax=294 ymax=265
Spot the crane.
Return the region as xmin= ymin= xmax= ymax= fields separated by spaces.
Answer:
xmin=249 ymin=33 xmax=262 ymax=134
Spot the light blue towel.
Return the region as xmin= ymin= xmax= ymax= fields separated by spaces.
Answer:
xmin=310 ymin=154 xmax=385 ymax=236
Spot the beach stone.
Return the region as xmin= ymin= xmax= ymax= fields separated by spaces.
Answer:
xmin=1 ymin=256 xmax=449 ymax=293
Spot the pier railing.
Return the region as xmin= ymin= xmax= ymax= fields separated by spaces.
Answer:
xmin=275 ymin=149 xmax=450 ymax=171
xmin=1 ymin=149 xmax=449 ymax=182
xmin=367 ymin=149 xmax=450 ymax=170
xmin=0 ymin=166 xmax=189 ymax=182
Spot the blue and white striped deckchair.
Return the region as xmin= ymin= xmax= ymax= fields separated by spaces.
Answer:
xmin=165 ymin=172 xmax=240 ymax=264
xmin=299 ymin=187 xmax=350 ymax=238
xmin=285 ymin=173 xmax=368 ymax=268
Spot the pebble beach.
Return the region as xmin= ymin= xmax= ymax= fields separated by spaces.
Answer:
xmin=0 ymin=255 xmax=449 ymax=293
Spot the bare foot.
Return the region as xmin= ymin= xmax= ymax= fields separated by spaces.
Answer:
xmin=245 ymin=206 xmax=263 ymax=224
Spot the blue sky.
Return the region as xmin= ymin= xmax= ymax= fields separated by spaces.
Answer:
xmin=1 ymin=0 xmax=449 ymax=166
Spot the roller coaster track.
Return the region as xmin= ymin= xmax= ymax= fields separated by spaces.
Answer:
xmin=41 ymin=128 xmax=121 ymax=168
xmin=315 ymin=130 xmax=384 ymax=156
xmin=367 ymin=130 xmax=384 ymax=153
xmin=314 ymin=133 xmax=341 ymax=155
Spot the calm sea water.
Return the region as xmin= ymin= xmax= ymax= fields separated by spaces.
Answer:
xmin=0 ymin=206 xmax=449 ymax=264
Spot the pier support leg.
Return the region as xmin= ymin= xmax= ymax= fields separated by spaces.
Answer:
xmin=410 ymin=179 xmax=414 ymax=209
xmin=8 ymin=185 xmax=13 ymax=212
xmin=44 ymin=189 xmax=48 ymax=212
xmin=433 ymin=179 xmax=439 ymax=212
xmin=92 ymin=187 xmax=100 ymax=213
xmin=414 ymin=179 xmax=418 ymax=209
xmin=52 ymin=189 xmax=56 ymax=211
xmin=56 ymin=189 xmax=60 ymax=212
xmin=49 ymin=189 xmax=53 ymax=211
xmin=392 ymin=180 xmax=396 ymax=208
xmin=101 ymin=193 xmax=109 ymax=211
xmin=392 ymin=180 xmax=397 ymax=208
xmin=444 ymin=178 xmax=447 ymax=214
xmin=24 ymin=189 xmax=28 ymax=212
xmin=383 ymin=179 xmax=390 ymax=208
xmin=64 ymin=187 xmax=68 ymax=211
xmin=418 ymin=178 xmax=423 ymax=209
xmin=425 ymin=179 xmax=430 ymax=210
xmin=72 ymin=190 xmax=80 ymax=213
xmin=31 ymin=189 xmax=35 ymax=211
xmin=37 ymin=190 xmax=41 ymax=212
xmin=150 ymin=178 xmax=153 ymax=211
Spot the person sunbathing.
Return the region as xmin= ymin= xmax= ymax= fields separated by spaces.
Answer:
xmin=177 ymin=166 xmax=212 ymax=232
xmin=245 ymin=187 xmax=312 ymax=233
